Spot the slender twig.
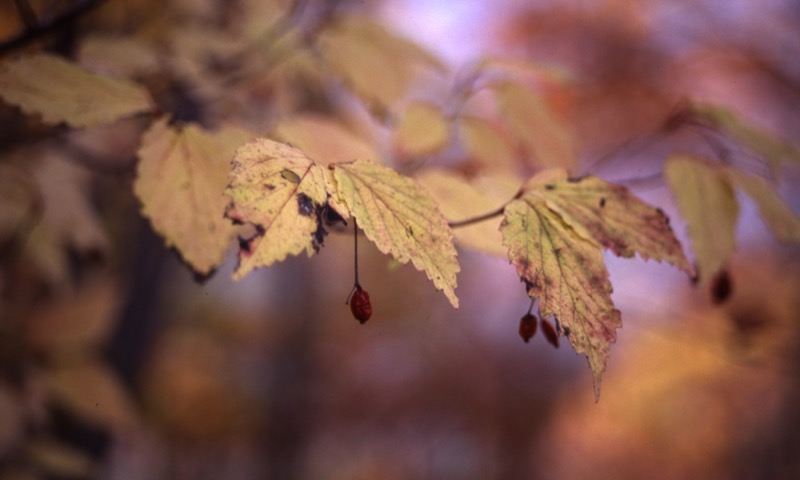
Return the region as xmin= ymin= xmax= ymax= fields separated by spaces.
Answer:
xmin=0 ymin=0 xmax=108 ymax=55
xmin=448 ymin=203 xmax=508 ymax=229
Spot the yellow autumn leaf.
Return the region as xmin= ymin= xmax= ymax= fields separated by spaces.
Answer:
xmin=665 ymin=155 xmax=739 ymax=281
xmin=332 ymin=160 xmax=460 ymax=307
xmin=0 ymin=53 xmax=154 ymax=128
xmin=273 ymin=114 xmax=379 ymax=166
xmin=501 ymin=169 xmax=691 ymax=396
xmin=135 ymin=119 xmax=254 ymax=276
xmin=416 ymin=169 xmax=519 ymax=257
xmin=682 ymin=102 xmax=800 ymax=170
xmin=226 ymin=139 xmax=330 ymax=279
xmin=318 ymin=15 xmax=444 ymax=111
xmin=493 ymin=82 xmax=577 ymax=171
xmin=458 ymin=115 xmax=518 ymax=171
xmin=393 ymin=101 xmax=449 ymax=158
xmin=728 ymin=169 xmax=800 ymax=244
xmin=523 ymin=169 xmax=694 ymax=274
xmin=501 ymin=197 xmax=621 ymax=399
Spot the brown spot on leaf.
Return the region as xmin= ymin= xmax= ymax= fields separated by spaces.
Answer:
xmin=599 ymin=198 xmax=606 ymax=208
xmin=322 ymin=204 xmax=346 ymax=226
xmin=281 ymin=168 xmax=301 ymax=184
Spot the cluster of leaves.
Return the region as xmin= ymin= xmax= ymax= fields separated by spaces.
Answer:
xmin=1 ymin=0 xmax=799 ymax=402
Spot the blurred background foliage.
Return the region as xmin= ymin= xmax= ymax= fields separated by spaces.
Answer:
xmin=0 ymin=0 xmax=799 ymax=479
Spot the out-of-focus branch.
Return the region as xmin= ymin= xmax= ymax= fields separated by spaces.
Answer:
xmin=0 ymin=0 xmax=108 ymax=55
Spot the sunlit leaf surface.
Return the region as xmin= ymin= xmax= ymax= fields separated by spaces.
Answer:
xmin=226 ymin=139 xmax=329 ymax=279
xmin=136 ymin=119 xmax=254 ymax=275
xmin=333 ymin=160 xmax=460 ymax=307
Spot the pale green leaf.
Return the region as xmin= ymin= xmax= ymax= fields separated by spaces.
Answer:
xmin=493 ymin=82 xmax=577 ymax=171
xmin=332 ymin=160 xmax=459 ymax=307
xmin=135 ymin=119 xmax=254 ymax=276
xmin=665 ymin=155 xmax=738 ymax=281
xmin=0 ymin=53 xmax=153 ymax=127
xmin=523 ymin=169 xmax=693 ymax=274
xmin=727 ymin=169 xmax=800 ymax=244
xmin=501 ymin=198 xmax=621 ymax=399
xmin=394 ymin=101 xmax=449 ymax=157
xmin=226 ymin=139 xmax=329 ymax=279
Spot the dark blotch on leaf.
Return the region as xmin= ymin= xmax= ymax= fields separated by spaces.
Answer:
xmin=545 ymin=184 xmax=556 ymax=191
xmin=599 ymin=198 xmax=606 ymax=208
xmin=323 ymin=204 xmax=346 ymax=226
xmin=311 ymin=222 xmax=328 ymax=253
xmin=711 ymin=269 xmax=733 ymax=305
xmin=238 ymin=237 xmax=251 ymax=253
xmin=297 ymin=193 xmax=314 ymax=216
xmin=225 ymin=205 xmax=245 ymax=225
xmin=263 ymin=183 xmax=275 ymax=190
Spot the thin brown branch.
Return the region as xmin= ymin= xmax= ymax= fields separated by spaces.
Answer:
xmin=0 ymin=0 xmax=108 ymax=55
xmin=448 ymin=204 xmax=508 ymax=229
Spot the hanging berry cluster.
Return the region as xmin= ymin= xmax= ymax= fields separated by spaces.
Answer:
xmin=518 ymin=300 xmax=559 ymax=348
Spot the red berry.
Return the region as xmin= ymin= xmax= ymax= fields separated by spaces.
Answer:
xmin=541 ymin=318 xmax=559 ymax=348
xmin=519 ymin=313 xmax=537 ymax=343
xmin=349 ymin=286 xmax=372 ymax=324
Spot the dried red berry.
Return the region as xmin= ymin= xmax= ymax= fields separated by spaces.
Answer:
xmin=349 ymin=286 xmax=372 ymax=324
xmin=519 ymin=313 xmax=537 ymax=343
xmin=541 ymin=318 xmax=559 ymax=348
